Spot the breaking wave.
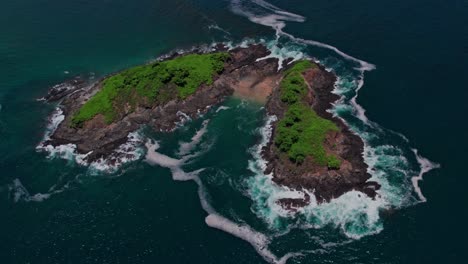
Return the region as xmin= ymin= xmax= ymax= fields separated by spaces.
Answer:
xmin=246 ymin=116 xmax=385 ymax=240
xmin=227 ymin=0 xmax=439 ymax=255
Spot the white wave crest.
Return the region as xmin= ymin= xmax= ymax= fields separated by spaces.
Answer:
xmin=36 ymin=107 xmax=65 ymax=147
xmin=230 ymin=0 xmax=305 ymax=34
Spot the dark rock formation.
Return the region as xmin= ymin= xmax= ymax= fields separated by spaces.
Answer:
xmin=44 ymin=76 xmax=87 ymax=102
xmin=263 ymin=63 xmax=380 ymax=203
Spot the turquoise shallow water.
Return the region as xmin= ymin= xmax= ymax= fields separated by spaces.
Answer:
xmin=1 ymin=0 xmax=467 ymax=263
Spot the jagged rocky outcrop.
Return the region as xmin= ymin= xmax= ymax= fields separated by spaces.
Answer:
xmin=42 ymin=44 xmax=379 ymax=204
xmin=263 ymin=63 xmax=380 ymax=204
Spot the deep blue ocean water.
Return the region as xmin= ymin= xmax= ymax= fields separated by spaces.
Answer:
xmin=1 ymin=0 xmax=467 ymax=263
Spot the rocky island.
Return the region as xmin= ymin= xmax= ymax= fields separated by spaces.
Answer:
xmin=42 ymin=44 xmax=379 ymax=206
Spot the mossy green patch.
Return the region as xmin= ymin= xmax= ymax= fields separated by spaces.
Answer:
xmin=274 ymin=60 xmax=341 ymax=168
xmin=71 ymin=52 xmax=229 ymax=127
xmin=274 ymin=103 xmax=339 ymax=164
xmin=279 ymin=60 xmax=316 ymax=104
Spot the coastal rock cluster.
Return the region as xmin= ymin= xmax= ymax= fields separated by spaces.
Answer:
xmin=43 ymin=44 xmax=379 ymax=205
xmin=264 ymin=62 xmax=379 ymax=203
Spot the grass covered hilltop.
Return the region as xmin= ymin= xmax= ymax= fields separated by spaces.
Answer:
xmin=274 ymin=60 xmax=341 ymax=169
xmin=72 ymin=52 xmax=229 ymax=126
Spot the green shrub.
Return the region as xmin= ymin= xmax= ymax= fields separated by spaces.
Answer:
xmin=280 ymin=72 xmax=308 ymax=104
xmin=273 ymin=60 xmax=341 ymax=167
xmin=327 ymin=155 xmax=341 ymax=169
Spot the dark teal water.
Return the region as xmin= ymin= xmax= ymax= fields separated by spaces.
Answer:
xmin=1 ymin=0 xmax=467 ymax=263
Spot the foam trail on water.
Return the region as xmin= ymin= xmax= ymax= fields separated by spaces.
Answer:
xmin=230 ymin=0 xmax=305 ymax=32
xmin=145 ymin=140 xmax=202 ymax=181
xmin=9 ymin=178 xmax=70 ymax=203
xmin=411 ymin=149 xmax=440 ymax=202
xmin=207 ymin=23 xmax=231 ymax=36
xmin=145 ymin=118 xmax=298 ymax=264
xmin=215 ymin=105 xmax=230 ymax=113
xmin=178 ymin=120 xmax=209 ymax=156
xmin=231 ymin=0 xmax=440 ymax=205
xmin=230 ymin=0 xmax=375 ymax=71
xmin=206 ymin=214 xmax=301 ymax=264
xmin=281 ymin=31 xmax=376 ymax=72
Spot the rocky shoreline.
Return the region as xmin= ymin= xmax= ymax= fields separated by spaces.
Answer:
xmin=41 ymin=43 xmax=379 ymax=204
xmin=263 ymin=62 xmax=380 ymax=204
xmin=44 ymin=44 xmax=277 ymax=161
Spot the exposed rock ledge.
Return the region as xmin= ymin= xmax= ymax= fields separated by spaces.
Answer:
xmin=42 ymin=44 xmax=379 ymax=204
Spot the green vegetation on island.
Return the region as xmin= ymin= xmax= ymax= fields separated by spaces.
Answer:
xmin=71 ymin=52 xmax=229 ymax=126
xmin=274 ymin=60 xmax=341 ymax=168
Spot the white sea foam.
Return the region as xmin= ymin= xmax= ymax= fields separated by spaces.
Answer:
xmin=333 ymin=72 xmax=439 ymax=205
xmin=9 ymin=178 xmax=69 ymax=203
xmin=88 ymin=131 xmax=144 ymax=173
xmin=411 ymin=149 xmax=440 ymax=202
xmin=224 ymin=39 xmax=257 ymax=50
xmin=145 ymin=140 xmax=202 ymax=181
xmin=36 ymin=107 xmax=65 ymax=146
xmin=173 ymin=111 xmax=192 ymax=129
xmin=246 ymin=115 xmax=387 ymax=239
xmin=145 ymin=118 xmax=299 ymax=264
xmin=215 ymin=106 xmax=230 ymax=113
xmin=230 ymin=0 xmax=375 ymax=72
xmin=38 ymin=143 xmax=90 ymax=164
xmin=35 ymin=108 xmax=90 ymax=164
xmin=255 ymin=40 xmax=305 ymax=70
xmin=163 ymin=0 xmax=440 ymax=260
xmin=281 ymin=31 xmax=376 ymax=72
xmin=145 ymin=119 xmax=210 ymax=180
xmin=205 ymin=213 xmax=300 ymax=264
xmin=230 ymin=0 xmax=305 ymax=34
xmin=38 ymin=132 xmax=143 ymax=174
xmin=178 ymin=120 xmax=209 ymax=156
